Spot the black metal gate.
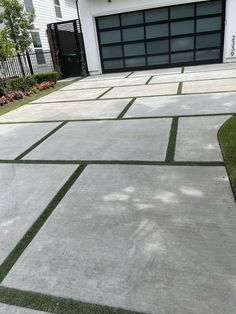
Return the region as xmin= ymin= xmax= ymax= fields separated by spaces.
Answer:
xmin=47 ymin=19 xmax=87 ymax=78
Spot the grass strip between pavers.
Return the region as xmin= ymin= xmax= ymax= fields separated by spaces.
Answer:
xmin=96 ymin=87 xmax=113 ymax=99
xmin=218 ymin=116 xmax=236 ymax=201
xmin=0 ymin=286 xmax=142 ymax=314
xmin=177 ymin=82 xmax=183 ymax=95
xmin=117 ymin=98 xmax=137 ymax=119
xmin=0 ymin=165 xmax=86 ymax=284
xmin=0 ymin=159 xmax=225 ymax=166
xmin=165 ymin=117 xmax=178 ymax=163
xmin=0 ymin=113 xmax=234 ymax=125
xmin=15 ymin=122 xmax=67 ymax=160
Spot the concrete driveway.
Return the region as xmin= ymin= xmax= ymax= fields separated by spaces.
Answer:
xmin=0 ymin=63 xmax=236 ymax=314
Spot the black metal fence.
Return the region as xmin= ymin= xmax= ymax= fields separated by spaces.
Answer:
xmin=0 ymin=50 xmax=55 ymax=80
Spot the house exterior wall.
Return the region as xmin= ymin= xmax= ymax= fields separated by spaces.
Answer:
xmin=78 ymin=0 xmax=236 ymax=75
xmin=30 ymin=0 xmax=78 ymax=50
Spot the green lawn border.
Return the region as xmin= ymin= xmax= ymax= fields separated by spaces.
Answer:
xmin=165 ymin=117 xmax=178 ymax=163
xmin=218 ymin=115 xmax=236 ymax=201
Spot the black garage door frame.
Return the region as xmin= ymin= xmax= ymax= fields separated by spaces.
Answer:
xmin=96 ymin=0 xmax=226 ymax=73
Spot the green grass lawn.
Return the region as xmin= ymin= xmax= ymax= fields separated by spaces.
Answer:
xmin=218 ymin=116 xmax=236 ymax=199
xmin=0 ymin=80 xmax=76 ymax=117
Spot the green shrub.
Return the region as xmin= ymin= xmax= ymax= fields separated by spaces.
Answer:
xmin=6 ymin=76 xmax=36 ymax=91
xmin=0 ymin=71 xmax=59 ymax=95
xmin=33 ymin=71 xmax=59 ymax=83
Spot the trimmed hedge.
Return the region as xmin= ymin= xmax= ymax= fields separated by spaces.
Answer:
xmin=0 ymin=71 xmax=59 ymax=96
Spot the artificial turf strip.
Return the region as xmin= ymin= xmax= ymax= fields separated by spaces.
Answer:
xmin=218 ymin=116 xmax=236 ymax=200
xmin=96 ymin=87 xmax=113 ymax=99
xmin=0 ymin=287 xmax=141 ymax=314
xmin=145 ymin=76 xmax=153 ymax=84
xmin=165 ymin=117 xmax=178 ymax=163
xmin=14 ymin=122 xmax=67 ymax=160
xmin=0 ymin=165 xmax=86 ymax=283
xmin=117 ymin=97 xmax=137 ymax=119
xmin=177 ymin=82 xmax=183 ymax=95
xmin=0 ymin=159 xmax=225 ymax=166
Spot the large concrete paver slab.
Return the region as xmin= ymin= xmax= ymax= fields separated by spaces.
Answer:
xmin=150 ymin=69 xmax=236 ymax=84
xmin=102 ymin=83 xmax=178 ymax=99
xmin=0 ymin=303 xmax=47 ymax=314
xmin=0 ymin=99 xmax=131 ymax=123
xmin=81 ymin=72 xmax=131 ymax=81
xmin=24 ymin=119 xmax=171 ymax=161
xmin=129 ymin=67 xmax=182 ymax=77
xmin=124 ymin=92 xmax=236 ymax=118
xmin=3 ymin=165 xmax=236 ymax=314
xmin=61 ymin=77 xmax=149 ymax=90
xmin=183 ymin=78 xmax=236 ymax=94
xmin=175 ymin=116 xmax=230 ymax=161
xmin=0 ymin=163 xmax=77 ymax=265
xmin=185 ymin=62 xmax=236 ymax=73
xmin=31 ymin=88 xmax=109 ymax=103
xmin=0 ymin=122 xmax=60 ymax=159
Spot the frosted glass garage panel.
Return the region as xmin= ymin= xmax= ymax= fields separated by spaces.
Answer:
xmin=122 ymin=27 xmax=144 ymax=41
xmin=145 ymin=8 xmax=168 ymax=23
xmin=171 ymin=52 xmax=194 ymax=63
xmin=196 ymin=49 xmax=221 ymax=61
xmin=147 ymin=40 xmax=169 ymax=54
xmin=125 ymin=57 xmax=146 ymax=68
xmin=147 ymin=55 xmax=169 ymax=66
xmin=196 ymin=17 xmax=222 ymax=32
xmin=121 ymin=11 xmax=143 ymax=26
xmin=98 ymin=15 xmax=120 ymax=29
xmin=100 ymin=30 xmax=121 ymax=44
xmin=124 ymin=43 xmax=145 ymax=57
xmin=146 ymin=24 xmax=168 ymax=39
xmin=103 ymin=59 xmax=124 ymax=70
xmin=171 ymin=37 xmax=194 ymax=51
xmin=171 ymin=21 xmax=194 ymax=36
xmin=170 ymin=4 xmax=194 ymax=19
xmin=196 ymin=33 xmax=221 ymax=49
xmin=197 ymin=0 xmax=222 ymax=15
xmin=102 ymin=46 xmax=123 ymax=59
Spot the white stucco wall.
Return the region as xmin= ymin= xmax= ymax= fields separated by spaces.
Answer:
xmin=78 ymin=0 xmax=236 ymax=74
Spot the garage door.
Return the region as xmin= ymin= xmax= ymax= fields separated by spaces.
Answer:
xmin=96 ymin=0 xmax=225 ymax=73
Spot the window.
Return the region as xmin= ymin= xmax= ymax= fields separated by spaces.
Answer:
xmin=31 ymin=32 xmax=46 ymax=64
xmin=54 ymin=0 xmax=62 ymax=18
xmin=24 ymin=0 xmax=34 ymax=12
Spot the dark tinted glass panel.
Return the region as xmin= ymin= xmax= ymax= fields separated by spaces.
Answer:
xmin=171 ymin=37 xmax=194 ymax=51
xmin=196 ymin=17 xmax=222 ymax=32
xmin=104 ymin=59 xmax=124 ymax=69
xmin=147 ymin=40 xmax=169 ymax=54
xmin=146 ymin=24 xmax=168 ymax=39
xmin=100 ymin=30 xmax=121 ymax=44
xmin=98 ymin=15 xmax=120 ymax=29
xmin=124 ymin=43 xmax=145 ymax=56
xmin=147 ymin=55 xmax=169 ymax=65
xmin=196 ymin=33 xmax=221 ymax=48
xmin=197 ymin=0 xmax=222 ymax=16
xmin=196 ymin=49 xmax=221 ymax=61
xmin=171 ymin=20 xmax=194 ymax=36
xmin=145 ymin=8 xmax=168 ymax=22
xmin=170 ymin=4 xmax=194 ymax=19
xmin=171 ymin=52 xmax=194 ymax=63
xmin=121 ymin=11 xmax=143 ymax=26
xmin=102 ymin=46 xmax=123 ymax=59
xmin=122 ymin=27 xmax=144 ymax=41
xmin=125 ymin=57 xmax=146 ymax=67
